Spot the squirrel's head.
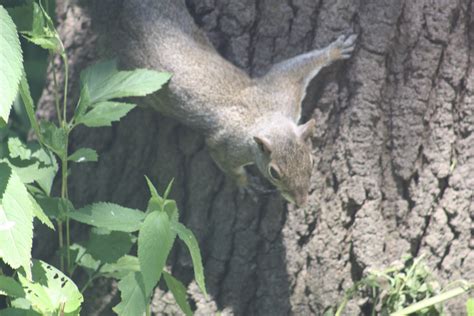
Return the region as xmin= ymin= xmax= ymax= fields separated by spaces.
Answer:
xmin=253 ymin=118 xmax=316 ymax=207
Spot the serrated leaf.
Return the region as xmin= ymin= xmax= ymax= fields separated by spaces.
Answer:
xmin=39 ymin=121 xmax=66 ymax=156
xmin=0 ymin=162 xmax=33 ymax=278
xmin=86 ymin=229 xmax=133 ymax=264
xmin=4 ymin=145 xmax=58 ymax=195
xmin=467 ymin=298 xmax=474 ymax=316
xmin=18 ymin=73 xmax=41 ymax=139
xmin=18 ymin=260 xmax=83 ymax=315
xmin=100 ymin=255 xmax=140 ymax=279
xmin=70 ymin=202 xmax=145 ymax=232
xmin=163 ymin=272 xmax=193 ymax=316
xmin=80 ymin=59 xmax=171 ymax=104
xmin=0 ymin=4 xmax=23 ymax=122
xmin=0 ymin=275 xmax=25 ymax=298
xmin=113 ymin=272 xmax=147 ymax=316
xmin=171 ymin=222 xmax=207 ymax=297
xmin=75 ymin=102 xmax=136 ymax=128
xmin=8 ymin=137 xmax=31 ymax=160
xmin=68 ymin=148 xmax=98 ymax=163
xmin=138 ymin=211 xmax=176 ymax=296
xmin=28 ymin=193 xmax=54 ymax=229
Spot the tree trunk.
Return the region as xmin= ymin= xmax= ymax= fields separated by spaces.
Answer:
xmin=38 ymin=0 xmax=474 ymax=315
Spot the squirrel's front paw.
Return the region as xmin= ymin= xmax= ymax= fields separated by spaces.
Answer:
xmin=332 ymin=34 xmax=357 ymax=60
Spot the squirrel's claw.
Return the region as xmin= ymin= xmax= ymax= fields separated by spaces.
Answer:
xmin=334 ymin=33 xmax=357 ymax=59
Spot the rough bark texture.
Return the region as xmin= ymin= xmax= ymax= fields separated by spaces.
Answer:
xmin=38 ymin=0 xmax=474 ymax=315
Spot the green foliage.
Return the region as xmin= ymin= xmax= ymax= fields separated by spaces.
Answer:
xmin=79 ymin=59 xmax=171 ymax=105
xmin=138 ymin=211 xmax=176 ymax=295
xmin=467 ymin=298 xmax=474 ymax=316
xmin=0 ymin=4 xmax=23 ymax=123
xmin=74 ymin=101 xmax=136 ymax=127
xmin=70 ymin=203 xmax=145 ymax=232
xmin=171 ymin=221 xmax=207 ymax=297
xmin=335 ymin=255 xmax=474 ymax=316
xmin=0 ymin=3 xmax=205 ymax=316
xmin=0 ymin=162 xmax=33 ymax=277
xmin=0 ymin=276 xmax=25 ymax=298
xmin=163 ymin=272 xmax=193 ymax=316
xmin=86 ymin=229 xmax=134 ymax=264
xmin=20 ymin=2 xmax=62 ymax=53
xmin=18 ymin=260 xmax=83 ymax=315
xmin=113 ymin=272 xmax=148 ymax=315
xmin=67 ymin=147 xmax=98 ymax=163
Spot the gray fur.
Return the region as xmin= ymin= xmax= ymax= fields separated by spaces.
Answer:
xmin=123 ymin=0 xmax=357 ymax=206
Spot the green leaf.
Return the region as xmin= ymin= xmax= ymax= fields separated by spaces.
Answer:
xmin=74 ymin=83 xmax=90 ymax=120
xmin=75 ymin=101 xmax=136 ymax=128
xmin=20 ymin=2 xmax=61 ymax=53
xmin=467 ymin=298 xmax=474 ymax=316
xmin=86 ymin=229 xmax=133 ymax=264
xmin=0 ymin=162 xmax=33 ymax=278
xmin=80 ymin=59 xmax=171 ymax=104
xmin=163 ymin=272 xmax=193 ymax=316
xmin=113 ymin=272 xmax=147 ymax=316
xmin=68 ymin=148 xmax=98 ymax=163
xmin=18 ymin=73 xmax=41 ymax=140
xmin=138 ymin=211 xmax=176 ymax=296
xmin=39 ymin=121 xmax=67 ymax=156
xmin=6 ymin=1 xmax=34 ymax=32
xmin=171 ymin=222 xmax=207 ymax=297
xmin=34 ymin=196 xmax=71 ymax=221
xmin=70 ymin=202 xmax=145 ymax=232
xmin=30 ymin=146 xmax=58 ymax=195
xmin=100 ymin=255 xmax=140 ymax=279
xmin=0 ymin=308 xmax=41 ymax=316
xmin=18 ymin=260 xmax=83 ymax=315
xmin=0 ymin=275 xmax=25 ymax=298
xmin=163 ymin=178 xmax=174 ymax=200
xmin=0 ymin=4 xmax=23 ymax=123
xmin=70 ymin=244 xmax=100 ymax=273
xmin=145 ymin=176 xmax=161 ymax=200
xmin=3 ymin=144 xmax=58 ymax=195
xmin=8 ymin=137 xmax=31 ymax=160
xmin=144 ymin=176 xmax=164 ymax=212
xmin=163 ymin=200 xmax=179 ymax=222
xmin=28 ymin=193 xmax=54 ymax=229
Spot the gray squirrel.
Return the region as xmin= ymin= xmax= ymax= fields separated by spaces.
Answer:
xmin=128 ymin=0 xmax=357 ymax=207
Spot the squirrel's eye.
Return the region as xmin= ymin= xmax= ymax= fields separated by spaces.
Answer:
xmin=268 ymin=165 xmax=281 ymax=181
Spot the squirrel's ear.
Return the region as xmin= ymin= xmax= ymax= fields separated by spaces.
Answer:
xmin=298 ymin=119 xmax=316 ymax=140
xmin=253 ymin=136 xmax=272 ymax=155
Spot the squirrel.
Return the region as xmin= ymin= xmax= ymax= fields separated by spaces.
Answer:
xmin=126 ymin=0 xmax=357 ymax=207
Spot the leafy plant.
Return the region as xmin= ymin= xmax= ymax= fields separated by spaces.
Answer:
xmin=0 ymin=1 xmax=206 ymax=315
xmin=333 ymin=254 xmax=473 ymax=316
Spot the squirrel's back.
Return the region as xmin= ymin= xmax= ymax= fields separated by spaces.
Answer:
xmin=122 ymin=0 xmax=254 ymax=133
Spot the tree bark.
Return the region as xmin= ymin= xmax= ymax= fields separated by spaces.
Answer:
xmin=38 ymin=0 xmax=474 ymax=315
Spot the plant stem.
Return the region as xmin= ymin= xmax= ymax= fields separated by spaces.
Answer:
xmin=62 ymin=54 xmax=69 ymax=123
xmin=61 ymin=131 xmax=70 ymax=273
xmin=52 ymin=63 xmax=62 ymax=123
xmin=57 ymin=219 xmax=64 ymax=271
